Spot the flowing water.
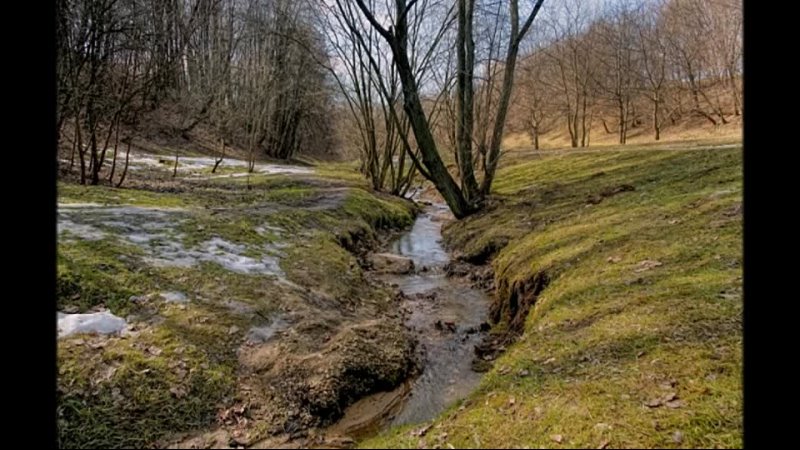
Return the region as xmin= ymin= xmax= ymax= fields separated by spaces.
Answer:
xmin=328 ymin=203 xmax=490 ymax=439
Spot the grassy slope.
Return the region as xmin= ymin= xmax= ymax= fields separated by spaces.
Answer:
xmin=56 ymin=166 xmax=415 ymax=448
xmin=364 ymin=145 xmax=742 ymax=448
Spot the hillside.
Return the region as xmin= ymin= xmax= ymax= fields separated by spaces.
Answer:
xmin=363 ymin=142 xmax=743 ymax=448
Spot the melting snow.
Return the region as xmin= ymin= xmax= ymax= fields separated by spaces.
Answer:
xmin=58 ymin=311 xmax=127 ymax=338
xmin=124 ymin=153 xmax=313 ymax=177
xmin=160 ymin=291 xmax=188 ymax=303
xmin=58 ymin=204 xmax=286 ymax=277
xmin=246 ymin=316 xmax=289 ymax=344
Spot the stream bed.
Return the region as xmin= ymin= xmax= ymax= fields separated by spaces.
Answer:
xmin=327 ymin=202 xmax=490 ymax=440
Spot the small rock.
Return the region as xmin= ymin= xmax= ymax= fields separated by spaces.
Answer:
xmin=606 ymin=256 xmax=622 ymax=263
xmin=665 ymin=399 xmax=683 ymax=409
xmin=550 ymin=434 xmax=563 ymax=444
xmin=368 ymin=253 xmax=415 ymax=274
xmin=229 ymin=326 xmax=240 ymax=335
xmin=518 ymin=369 xmax=530 ymax=377
xmin=672 ymin=431 xmax=684 ymax=444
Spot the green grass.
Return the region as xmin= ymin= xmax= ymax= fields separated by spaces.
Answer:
xmin=363 ymin=145 xmax=742 ymax=448
xmin=58 ymin=183 xmax=188 ymax=208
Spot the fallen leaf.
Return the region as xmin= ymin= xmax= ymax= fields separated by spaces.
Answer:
xmin=544 ymin=357 xmax=556 ymax=365
xmin=170 ymin=386 xmax=187 ymax=398
xmin=410 ymin=425 xmax=432 ymax=437
xmin=634 ymin=260 xmax=663 ymax=273
xmin=645 ymin=398 xmax=663 ymax=408
xmin=594 ymin=423 xmax=611 ymax=432
xmin=607 ymin=256 xmax=622 ymax=263
xmin=663 ymin=392 xmax=678 ymax=402
xmin=550 ymin=434 xmax=563 ymax=443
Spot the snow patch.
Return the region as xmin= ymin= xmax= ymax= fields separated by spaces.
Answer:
xmin=57 ymin=311 xmax=127 ymax=338
xmin=160 ymin=291 xmax=188 ymax=303
xmin=58 ymin=204 xmax=286 ymax=276
xmin=246 ymin=316 xmax=289 ymax=344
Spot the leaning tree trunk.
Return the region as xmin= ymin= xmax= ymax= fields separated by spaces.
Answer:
xmin=391 ymin=36 xmax=473 ymax=218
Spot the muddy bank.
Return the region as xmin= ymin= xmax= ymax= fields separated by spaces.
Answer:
xmin=56 ymin=160 xmax=420 ymax=449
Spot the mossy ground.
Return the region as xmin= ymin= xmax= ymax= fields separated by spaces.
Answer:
xmin=362 ymin=144 xmax=742 ymax=448
xmin=57 ymin=162 xmax=416 ymax=448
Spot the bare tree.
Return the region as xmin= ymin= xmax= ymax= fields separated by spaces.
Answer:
xmin=542 ymin=0 xmax=598 ymax=148
xmin=514 ymin=50 xmax=555 ymax=149
xmin=349 ymin=0 xmax=545 ymax=218
xmin=593 ymin=1 xmax=640 ymax=144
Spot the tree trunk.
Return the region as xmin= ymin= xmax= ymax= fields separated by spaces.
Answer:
xmin=108 ymin=123 xmax=121 ymax=181
xmin=212 ymin=138 xmax=225 ymax=173
xmin=618 ymin=99 xmax=626 ymax=145
xmin=455 ymin=0 xmax=480 ymax=201
xmin=391 ymin=37 xmax=472 ymax=218
xmin=115 ymin=139 xmax=132 ymax=188
xmin=653 ymin=96 xmax=660 ymax=141
xmin=77 ymin=116 xmax=86 ymax=185
xmin=90 ymin=122 xmax=101 ymax=186
xmin=70 ymin=118 xmax=79 ymax=170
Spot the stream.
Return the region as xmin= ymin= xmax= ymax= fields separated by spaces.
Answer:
xmin=327 ymin=202 xmax=490 ymax=441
